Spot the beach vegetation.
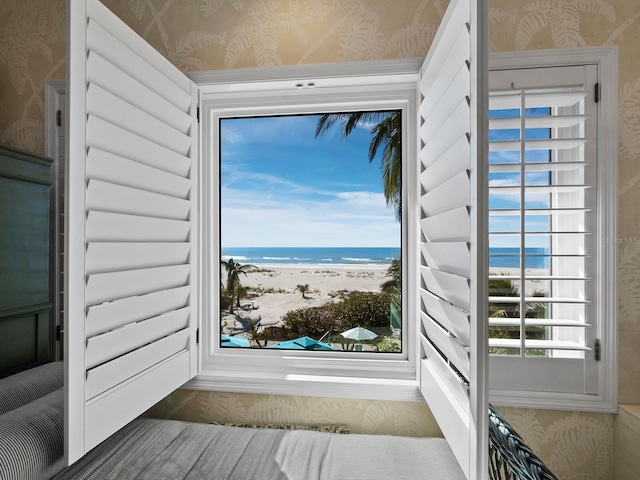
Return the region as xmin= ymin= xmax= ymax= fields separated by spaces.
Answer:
xmin=248 ymin=319 xmax=270 ymax=348
xmin=281 ymin=291 xmax=393 ymax=340
xmin=281 ymin=305 xmax=337 ymax=338
xmin=296 ymin=283 xmax=310 ymax=299
xmin=315 ymin=270 xmax=340 ymax=276
xmin=221 ymin=258 xmax=256 ymax=313
xmin=220 ymin=282 xmax=232 ymax=312
xmin=331 ymin=292 xmax=394 ymax=329
xmin=377 ymin=338 xmax=402 ymax=353
xmin=380 ymin=258 xmax=401 ymax=295
xmin=489 ymin=277 xmax=549 ymax=356
xmin=235 ymin=284 xmax=248 ymax=306
xmin=253 ymin=267 xmax=275 ymax=273
xmin=346 ymin=271 xmax=374 ymax=279
xmin=250 ymin=286 xmax=288 ymax=294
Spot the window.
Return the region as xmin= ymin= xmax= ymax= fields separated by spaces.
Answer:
xmin=218 ymin=112 xmax=403 ymax=354
xmin=196 ymin=63 xmax=422 ymax=401
xmin=488 ymin=49 xmax=617 ymax=412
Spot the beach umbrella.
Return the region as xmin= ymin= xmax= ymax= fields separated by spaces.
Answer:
xmin=340 ymin=326 xmax=378 ymax=341
xmin=266 ymin=336 xmax=333 ymax=351
xmin=221 ymin=334 xmax=251 ymax=348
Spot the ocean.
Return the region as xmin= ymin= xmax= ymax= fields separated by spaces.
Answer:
xmin=489 ymin=247 xmax=549 ymax=269
xmin=221 ymin=247 xmax=549 ymax=268
xmin=221 ymin=247 xmax=400 ymax=266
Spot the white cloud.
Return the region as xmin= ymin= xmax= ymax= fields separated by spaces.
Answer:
xmin=222 ymin=188 xmax=398 ymax=247
xmin=335 ymin=191 xmax=387 ymax=209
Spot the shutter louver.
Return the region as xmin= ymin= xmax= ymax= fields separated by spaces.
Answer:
xmin=66 ymin=0 xmax=198 ymax=463
xmin=487 ymin=64 xmax=598 ymax=396
xmin=416 ymin=0 xmax=488 ymax=478
xmin=488 ymin=75 xmax=593 ymax=356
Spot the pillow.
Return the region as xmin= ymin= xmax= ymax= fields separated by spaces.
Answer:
xmin=0 ymin=388 xmax=64 ymax=480
xmin=0 ymin=362 xmax=64 ymax=415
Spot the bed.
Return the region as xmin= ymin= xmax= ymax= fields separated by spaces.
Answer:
xmin=0 ymin=363 xmax=557 ymax=480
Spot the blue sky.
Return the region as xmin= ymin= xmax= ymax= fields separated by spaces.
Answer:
xmin=220 ymin=114 xmax=400 ymax=248
xmin=488 ymin=108 xmax=552 ymax=250
xmin=219 ymin=108 xmax=553 ymax=250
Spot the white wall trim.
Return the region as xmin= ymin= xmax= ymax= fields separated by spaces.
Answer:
xmin=187 ymin=58 xmax=424 ymax=86
xmin=186 ymin=373 xmax=423 ymax=402
xmin=195 ymin=62 xmax=420 ymax=403
xmin=489 ymin=46 xmax=617 ymax=71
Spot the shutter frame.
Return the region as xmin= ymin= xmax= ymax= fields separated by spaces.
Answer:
xmin=416 ymin=0 xmax=488 ymax=477
xmin=65 ymin=0 xmax=198 ymax=463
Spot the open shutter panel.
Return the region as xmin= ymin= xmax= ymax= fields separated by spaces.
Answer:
xmin=65 ymin=0 xmax=198 ymax=464
xmin=416 ymin=0 xmax=488 ymax=478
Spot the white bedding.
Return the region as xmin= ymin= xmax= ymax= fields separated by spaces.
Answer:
xmin=52 ymin=418 xmax=466 ymax=480
xmin=0 ymin=363 xmax=465 ymax=480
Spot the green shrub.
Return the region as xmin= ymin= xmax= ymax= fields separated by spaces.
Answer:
xmin=281 ymin=305 xmax=337 ymax=338
xmin=281 ymin=291 xmax=393 ymax=339
xmin=331 ymin=292 xmax=393 ymax=329
xmin=377 ymin=338 xmax=401 ymax=352
xmin=220 ymin=288 xmax=231 ymax=311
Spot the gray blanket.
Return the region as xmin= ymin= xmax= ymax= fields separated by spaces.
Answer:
xmin=52 ymin=418 xmax=465 ymax=480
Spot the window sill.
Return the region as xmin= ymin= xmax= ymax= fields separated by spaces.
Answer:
xmin=186 ymin=370 xmax=423 ymax=402
xmin=490 ymin=388 xmax=618 ymax=413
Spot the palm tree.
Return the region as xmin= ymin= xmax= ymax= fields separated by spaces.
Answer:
xmin=221 ymin=258 xmax=255 ymax=313
xmin=489 ymin=277 xmax=548 ymax=355
xmin=315 ymin=111 xmax=402 ymax=220
xmin=381 ymin=258 xmax=402 ymax=332
xmin=296 ymin=283 xmax=310 ymax=299
xmin=380 ymin=258 xmax=401 ymax=295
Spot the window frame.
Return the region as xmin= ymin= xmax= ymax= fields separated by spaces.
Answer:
xmin=192 ymin=61 xmax=424 ymax=402
xmin=487 ymin=47 xmax=618 ymax=413
xmin=188 ymin=49 xmax=617 ymax=410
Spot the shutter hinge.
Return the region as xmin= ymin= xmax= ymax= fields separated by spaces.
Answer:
xmin=56 ymin=109 xmax=62 ymax=127
xmin=56 ymin=325 xmax=64 ymax=342
xmin=196 ymin=328 xmax=199 ymax=345
xmin=594 ymin=83 xmax=600 ymax=103
xmin=594 ymin=339 xmax=601 ymax=361
xmin=196 ymin=107 xmax=200 ymax=122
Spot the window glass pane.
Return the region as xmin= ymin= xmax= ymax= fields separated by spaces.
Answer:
xmin=219 ymin=112 xmax=402 ymax=353
xmin=488 ymin=91 xmax=588 ymax=360
xmin=489 ymin=172 xmax=520 ymax=187
xmin=489 ymin=214 xmax=520 ymax=233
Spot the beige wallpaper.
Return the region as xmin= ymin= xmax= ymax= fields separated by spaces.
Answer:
xmin=0 ymin=0 xmax=65 ymax=152
xmin=146 ymin=389 xmax=443 ymax=437
xmin=3 ymin=0 xmax=640 ymax=478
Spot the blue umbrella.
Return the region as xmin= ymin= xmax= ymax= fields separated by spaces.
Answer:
xmin=266 ymin=336 xmax=333 ymax=351
xmin=221 ymin=334 xmax=251 ymax=348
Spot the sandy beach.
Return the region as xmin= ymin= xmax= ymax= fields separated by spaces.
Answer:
xmin=221 ymin=264 xmax=391 ymax=342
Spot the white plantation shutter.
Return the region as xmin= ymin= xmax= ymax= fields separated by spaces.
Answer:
xmin=487 ymin=65 xmax=599 ymax=395
xmin=65 ymin=0 xmax=198 ymax=463
xmin=417 ymin=0 xmax=488 ymax=478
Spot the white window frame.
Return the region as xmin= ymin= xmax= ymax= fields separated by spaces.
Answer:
xmin=190 ymin=60 xmax=424 ymax=402
xmin=487 ymin=47 xmax=618 ymax=413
